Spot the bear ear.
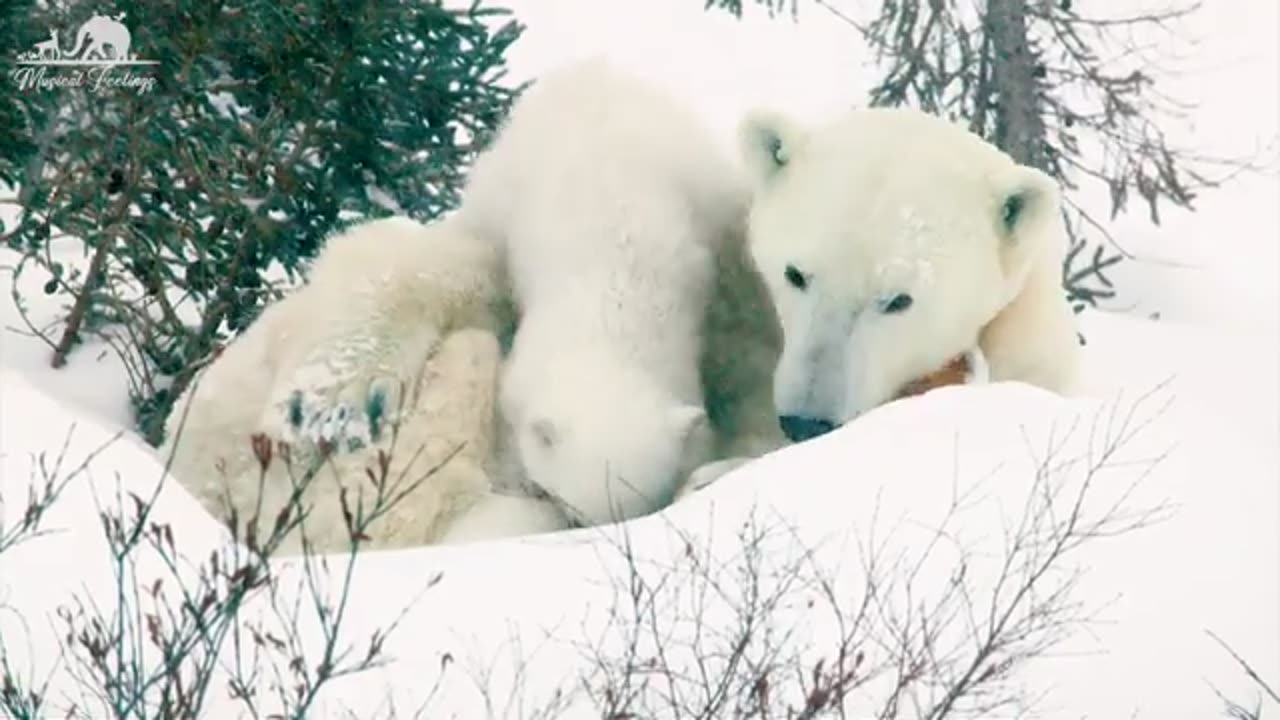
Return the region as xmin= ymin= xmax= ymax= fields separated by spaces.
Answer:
xmin=738 ymin=109 xmax=806 ymax=187
xmin=995 ymin=164 xmax=1061 ymax=239
xmin=993 ymin=164 xmax=1062 ymax=275
xmin=529 ymin=418 xmax=559 ymax=449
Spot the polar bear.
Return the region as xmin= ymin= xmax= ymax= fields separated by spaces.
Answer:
xmin=735 ymin=106 xmax=1082 ymax=443
xmin=457 ymin=58 xmax=739 ymax=525
xmin=161 ymin=216 xmax=569 ymax=554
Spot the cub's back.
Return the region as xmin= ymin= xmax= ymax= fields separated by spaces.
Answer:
xmin=460 ymin=57 xmax=747 ymax=303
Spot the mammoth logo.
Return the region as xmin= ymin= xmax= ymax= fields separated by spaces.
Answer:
xmin=11 ymin=9 xmax=158 ymax=96
xmin=16 ymin=11 xmax=157 ymax=65
xmin=65 ymin=12 xmax=133 ymax=61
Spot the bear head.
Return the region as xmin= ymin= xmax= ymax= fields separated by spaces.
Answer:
xmin=499 ymin=349 xmax=712 ymax=525
xmin=738 ymin=106 xmax=1067 ymax=442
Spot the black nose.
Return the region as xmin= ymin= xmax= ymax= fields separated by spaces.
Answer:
xmin=778 ymin=415 xmax=837 ymax=443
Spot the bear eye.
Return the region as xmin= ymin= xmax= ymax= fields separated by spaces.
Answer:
xmin=880 ymin=293 xmax=914 ymax=314
xmin=784 ymin=264 xmax=809 ymax=291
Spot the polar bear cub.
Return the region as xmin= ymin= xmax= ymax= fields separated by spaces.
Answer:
xmin=459 ymin=58 xmax=740 ymax=525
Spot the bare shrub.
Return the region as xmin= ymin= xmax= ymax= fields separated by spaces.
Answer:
xmin=0 ymin=398 xmax=454 ymax=719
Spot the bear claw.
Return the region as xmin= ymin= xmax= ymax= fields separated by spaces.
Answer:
xmin=271 ymin=375 xmax=408 ymax=455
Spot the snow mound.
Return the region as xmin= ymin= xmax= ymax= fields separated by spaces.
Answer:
xmin=4 ymin=335 xmax=1273 ymax=718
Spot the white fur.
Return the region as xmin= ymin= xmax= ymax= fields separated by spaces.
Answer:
xmin=738 ymin=106 xmax=1082 ymax=431
xmin=162 ymin=217 xmax=570 ymax=553
xmin=459 ymin=58 xmax=736 ymax=525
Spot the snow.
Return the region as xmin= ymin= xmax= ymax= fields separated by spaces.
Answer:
xmin=0 ymin=231 xmax=135 ymax=428
xmin=2 ymin=0 xmax=1277 ymax=717
xmin=0 ymin=344 xmax=1273 ymax=718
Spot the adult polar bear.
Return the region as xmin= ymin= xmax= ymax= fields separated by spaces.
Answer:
xmin=735 ymin=106 xmax=1082 ymax=444
xmin=674 ymin=105 xmax=1082 ymax=496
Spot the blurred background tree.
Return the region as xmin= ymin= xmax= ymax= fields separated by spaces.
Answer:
xmin=1 ymin=0 xmax=523 ymax=444
xmin=704 ymin=0 xmax=1249 ymax=317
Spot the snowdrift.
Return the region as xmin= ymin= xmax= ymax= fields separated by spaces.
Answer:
xmin=2 ymin=311 xmax=1275 ymax=719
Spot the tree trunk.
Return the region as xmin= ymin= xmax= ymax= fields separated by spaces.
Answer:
xmin=985 ymin=0 xmax=1049 ymax=170
xmin=51 ymin=241 xmax=108 ymax=368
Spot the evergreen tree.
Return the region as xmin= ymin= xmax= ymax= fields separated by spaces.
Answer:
xmin=1 ymin=0 xmax=523 ymax=444
xmin=1 ymin=0 xmax=46 ymax=190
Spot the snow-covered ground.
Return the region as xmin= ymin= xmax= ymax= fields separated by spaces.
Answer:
xmin=1 ymin=0 xmax=1276 ymax=718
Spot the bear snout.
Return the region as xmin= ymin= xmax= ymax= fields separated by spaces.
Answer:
xmin=778 ymin=415 xmax=838 ymax=443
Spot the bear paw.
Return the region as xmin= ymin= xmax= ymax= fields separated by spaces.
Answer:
xmin=438 ymin=492 xmax=571 ymax=545
xmin=270 ymin=373 xmax=414 ymax=455
xmin=673 ymin=456 xmax=754 ymax=502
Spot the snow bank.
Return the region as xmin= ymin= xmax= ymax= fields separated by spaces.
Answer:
xmin=3 ymin=316 xmax=1274 ymax=718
